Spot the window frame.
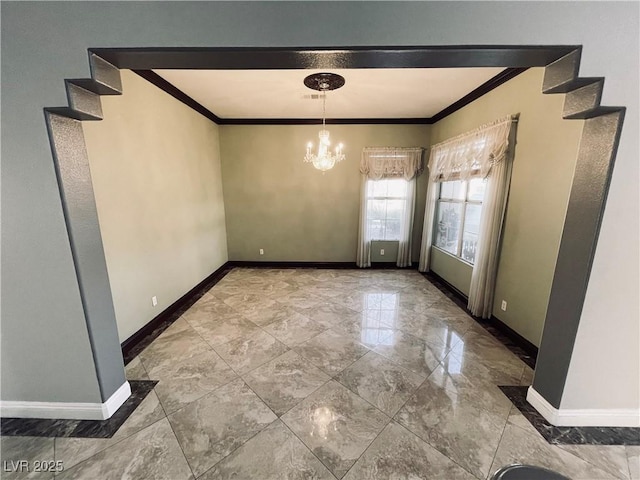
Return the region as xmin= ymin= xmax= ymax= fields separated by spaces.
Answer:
xmin=365 ymin=178 xmax=409 ymax=242
xmin=433 ymin=177 xmax=484 ymax=265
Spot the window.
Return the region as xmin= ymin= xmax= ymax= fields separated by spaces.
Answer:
xmin=434 ymin=178 xmax=486 ymax=264
xmin=365 ymin=178 xmax=409 ymax=241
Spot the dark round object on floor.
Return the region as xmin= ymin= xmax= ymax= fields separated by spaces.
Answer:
xmin=491 ymin=464 xmax=571 ymax=480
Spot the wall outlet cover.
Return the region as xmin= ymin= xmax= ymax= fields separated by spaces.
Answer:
xmin=380 ymin=249 xmax=385 ymax=255
xmin=152 ymin=296 xmax=158 ymax=307
xmin=501 ymin=300 xmax=507 ymax=311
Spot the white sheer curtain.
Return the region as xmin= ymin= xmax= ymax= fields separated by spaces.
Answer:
xmin=396 ymin=178 xmax=416 ymax=267
xmin=418 ymin=178 xmax=438 ymax=272
xmin=357 ymin=147 xmax=424 ymax=268
xmin=468 ymin=149 xmax=513 ymax=317
xmin=356 ymin=174 xmax=372 ymax=268
xmin=418 ymin=114 xmax=517 ymax=317
xmin=467 ymin=122 xmax=516 ymax=318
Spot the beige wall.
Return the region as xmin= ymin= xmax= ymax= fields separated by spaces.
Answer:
xmin=430 ymin=248 xmax=473 ymax=296
xmin=219 ymin=124 xmax=430 ymax=263
xmin=83 ymin=70 xmax=228 ymax=342
xmin=429 ymin=68 xmax=584 ymax=346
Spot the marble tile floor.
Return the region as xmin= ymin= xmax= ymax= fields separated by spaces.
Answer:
xmin=2 ymin=268 xmax=638 ymax=479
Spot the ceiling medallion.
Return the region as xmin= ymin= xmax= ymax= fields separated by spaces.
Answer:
xmin=303 ymin=73 xmax=346 ymax=172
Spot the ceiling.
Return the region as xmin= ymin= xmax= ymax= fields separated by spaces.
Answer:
xmin=153 ymin=67 xmax=506 ymax=120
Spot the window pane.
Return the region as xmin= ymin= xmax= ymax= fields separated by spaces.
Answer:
xmin=368 ymin=180 xmax=388 ymax=197
xmin=365 ymin=179 xmax=409 ymax=241
xmin=439 ymin=180 xmax=465 ymax=200
xmin=434 ymin=201 xmax=462 ymax=254
xmin=367 ymin=178 xmax=408 ymax=199
xmin=384 ymin=199 xmax=403 ymax=240
xmin=368 ymin=221 xmax=384 ymax=241
xmin=467 ymin=177 xmax=487 ymax=202
xmin=385 ymin=220 xmax=401 ymax=240
xmin=386 ymin=179 xmax=408 ymax=198
xmin=368 ymin=200 xmax=386 ymax=220
xmin=385 ymin=199 xmax=403 ymax=220
xmin=461 ymin=203 xmax=482 ymax=264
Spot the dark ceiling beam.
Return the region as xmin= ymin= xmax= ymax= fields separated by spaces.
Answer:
xmin=91 ymin=46 xmax=577 ymax=70
xmin=132 ymin=70 xmax=222 ymax=124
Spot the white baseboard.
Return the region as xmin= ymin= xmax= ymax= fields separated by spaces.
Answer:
xmin=0 ymin=381 xmax=131 ymax=421
xmin=526 ymin=386 xmax=640 ymax=427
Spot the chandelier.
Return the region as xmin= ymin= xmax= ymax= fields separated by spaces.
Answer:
xmin=303 ymin=73 xmax=346 ymax=172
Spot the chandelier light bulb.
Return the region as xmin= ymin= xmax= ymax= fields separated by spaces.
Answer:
xmin=305 ymin=129 xmax=345 ymax=172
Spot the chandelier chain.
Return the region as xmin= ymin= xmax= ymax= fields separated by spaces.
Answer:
xmin=322 ymin=92 xmax=326 ymax=128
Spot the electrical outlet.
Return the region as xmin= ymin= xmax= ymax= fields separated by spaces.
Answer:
xmin=501 ymin=300 xmax=507 ymax=311
xmin=380 ymin=248 xmax=385 ymax=256
xmin=259 ymin=248 xmax=264 ymax=255
xmin=152 ymin=296 xmax=158 ymax=307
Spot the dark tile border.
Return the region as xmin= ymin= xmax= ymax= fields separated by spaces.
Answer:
xmin=422 ymin=271 xmax=538 ymax=369
xmin=0 ymin=380 xmax=157 ymax=438
xmin=499 ymin=386 xmax=640 ymax=446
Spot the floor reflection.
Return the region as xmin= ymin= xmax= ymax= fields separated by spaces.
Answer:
xmin=360 ymin=292 xmax=397 ymax=346
xmin=310 ymin=406 xmax=338 ymax=440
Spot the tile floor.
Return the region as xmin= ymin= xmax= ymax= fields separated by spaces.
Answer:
xmin=2 ymin=268 xmax=638 ymax=479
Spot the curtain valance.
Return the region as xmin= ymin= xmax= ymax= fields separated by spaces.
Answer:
xmin=427 ymin=114 xmax=518 ymax=182
xmin=360 ymin=147 xmax=424 ymax=181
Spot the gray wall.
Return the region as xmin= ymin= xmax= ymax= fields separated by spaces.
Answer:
xmin=2 ymin=2 xmax=637 ymax=411
xmin=83 ymin=70 xmax=228 ymax=342
xmin=428 ymin=68 xmax=584 ymax=347
xmin=219 ymin=124 xmax=430 ymax=263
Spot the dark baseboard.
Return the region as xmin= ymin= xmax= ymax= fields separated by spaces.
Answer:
xmin=227 ymin=260 xmax=419 ymax=270
xmin=121 ymin=261 xmax=234 ymax=364
xmin=227 ymin=261 xmax=357 ymax=269
xmin=120 ymin=260 xmax=425 ymax=363
xmin=121 ymin=260 xmax=533 ymax=368
xmin=371 ymin=262 xmax=419 ymax=269
xmin=423 ymin=270 xmax=538 ymax=369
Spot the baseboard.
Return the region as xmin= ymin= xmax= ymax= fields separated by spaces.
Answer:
xmin=423 ymin=270 xmax=538 ymax=360
xmin=488 ymin=314 xmax=538 ymax=358
xmin=227 ymin=260 xmax=418 ymax=269
xmin=121 ymin=262 xmax=234 ymax=364
xmin=227 ymin=261 xmax=358 ymax=269
xmin=122 ymin=260 xmax=423 ymax=363
xmin=527 ymin=386 xmax=640 ymax=427
xmin=0 ymin=381 xmax=131 ymax=420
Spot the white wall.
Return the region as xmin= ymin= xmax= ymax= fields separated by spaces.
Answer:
xmin=2 ymin=1 xmax=637 ymax=412
xmin=83 ymin=70 xmax=228 ymax=342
